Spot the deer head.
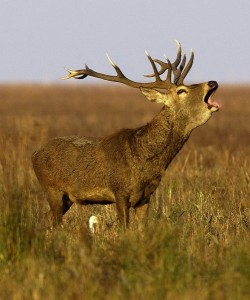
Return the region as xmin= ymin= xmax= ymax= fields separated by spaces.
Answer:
xmin=62 ymin=41 xmax=220 ymax=134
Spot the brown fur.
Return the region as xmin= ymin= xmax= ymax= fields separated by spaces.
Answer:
xmin=32 ymin=82 xmax=219 ymax=227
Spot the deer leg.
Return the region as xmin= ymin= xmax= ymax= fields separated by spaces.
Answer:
xmin=46 ymin=188 xmax=65 ymax=226
xmin=134 ymin=198 xmax=150 ymax=229
xmin=116 ymin=198 xmax=130 ymax=229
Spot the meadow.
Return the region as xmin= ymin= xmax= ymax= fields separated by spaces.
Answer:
xmin=0 ymin=83 xmax=249 ymax=299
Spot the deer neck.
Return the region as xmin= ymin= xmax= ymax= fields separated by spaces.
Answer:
xmin=133 ymin=106 xmax=190 ymax=162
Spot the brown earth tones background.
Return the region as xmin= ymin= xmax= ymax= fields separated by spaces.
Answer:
xmin=0 ymin=84 xmax=249 ymax=299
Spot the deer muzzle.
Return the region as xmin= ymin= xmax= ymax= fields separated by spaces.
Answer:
xmin=204 ymin=81 xmax=221 ymax=111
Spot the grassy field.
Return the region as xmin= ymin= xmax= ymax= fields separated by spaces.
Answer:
xmin=0 ymin=83 xmax=249 ymax=299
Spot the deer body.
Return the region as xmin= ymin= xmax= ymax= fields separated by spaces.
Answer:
xmin=32 ymin=42 xmax=220 ymax=227
xmin=32 ymin=107 xmax=188 ymax=221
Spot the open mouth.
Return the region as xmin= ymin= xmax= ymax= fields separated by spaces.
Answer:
xmin=204 ymin=86 xmax=221 ymax=110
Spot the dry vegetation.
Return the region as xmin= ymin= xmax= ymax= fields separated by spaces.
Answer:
xmin=0 ymin=83 xmax=249 ymax=299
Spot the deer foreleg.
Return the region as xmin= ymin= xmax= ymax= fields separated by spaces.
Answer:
xmin=116 ymin=197 xmax=130 ymax=229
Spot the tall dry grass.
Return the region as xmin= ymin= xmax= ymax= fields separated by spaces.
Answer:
xmin=0 ymin=83 xmax=249 ymax=299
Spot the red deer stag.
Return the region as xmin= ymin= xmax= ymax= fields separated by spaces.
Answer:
xmin=32 ymin=41 xmax=220 ymax=227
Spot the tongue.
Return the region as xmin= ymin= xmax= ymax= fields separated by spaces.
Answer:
xmin=208 ymin=97 xmax=221 ymax=108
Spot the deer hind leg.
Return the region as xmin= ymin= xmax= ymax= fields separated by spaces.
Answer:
xmin=116 ymin=198 xmax=130 ymax=229
xmin=134 ymin=197 xmax=150 ymax=230
xmin=46 ymin=188 xmax=73 ymax=226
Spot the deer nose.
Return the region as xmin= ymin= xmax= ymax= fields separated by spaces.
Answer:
xmin=208 ymin=81 xmax=218 ymax=88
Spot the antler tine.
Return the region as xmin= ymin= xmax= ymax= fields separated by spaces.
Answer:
xmin=144 ymin=58 xmax=167 ymax=78
xmin=106 ymin=53 xmax=125 ymax=78
xmin=179 ymin=54 xmax=187 ymax=71
xmin=172 ymin=40 xmax=182 ymax=69
xmin=144 ymin=40 xmax=182 ymax=78
xmin=176 ymin=49 xmax=194 ymax=85
xmin=145 ymin=51 xmax=161 ymax=81
xmin=173 ymin=54 xmax=186 ymax=84
xmin=166 ymin=58 xmax=172 ymax=82
xmin=61 ymin=67 xmax=88 ymax=80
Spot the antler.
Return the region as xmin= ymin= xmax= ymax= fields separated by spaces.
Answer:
xmin=61 ymin=54 xmax=172 ymax=89
xmin=144 ymin=40 xmax=194 ymax=85
xmin=61 ymin=41 xmax=194 ymax=89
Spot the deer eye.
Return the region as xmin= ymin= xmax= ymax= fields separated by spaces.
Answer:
xmin=177 ymin=89 xmax=187 ymax=95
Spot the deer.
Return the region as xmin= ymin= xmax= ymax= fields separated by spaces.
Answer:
xmin=32 ymin=41 xmax=220 ymax=228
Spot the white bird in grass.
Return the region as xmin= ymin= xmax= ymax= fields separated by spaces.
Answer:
xmin=88 ymin=215 xmax=99 ymax=234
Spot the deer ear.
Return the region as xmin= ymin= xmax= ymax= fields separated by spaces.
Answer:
xmin=140 ymin=88 xmax=164 ymax=103
xmin=140 ymin=88 xmax=171 ymax=105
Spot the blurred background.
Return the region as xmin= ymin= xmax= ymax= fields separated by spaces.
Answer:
xmin=1 ymin=0 xmax=249 ymax=84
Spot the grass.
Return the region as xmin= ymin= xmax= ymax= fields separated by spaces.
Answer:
xmin=0 ymin=83 xmax=249 ymax=299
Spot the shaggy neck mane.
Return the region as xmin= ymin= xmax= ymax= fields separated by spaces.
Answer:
xmin=132 ymin=106 xmax=190 ymax=167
